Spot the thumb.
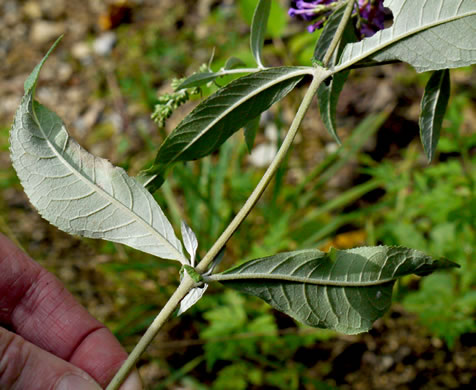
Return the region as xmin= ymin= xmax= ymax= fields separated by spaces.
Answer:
xmin=0 ymin=326 xmax=100 ymax=390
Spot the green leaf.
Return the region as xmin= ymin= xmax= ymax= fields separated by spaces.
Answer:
xmin=148 ymin=67 xmax=309 ymax=189
xmin=336 ymin=0 xmax=476 ymax=73
xmin=250 ymin=0 xmax=271 ymax=68
xmin=178 ymin=262 xmax=208 ymax=316
xmin=207 ymin=246 xmax=459 ymax=334
xmin=243 ymin=115 xmax=260 ymax=153
xmin=177 ymin=284 xmax=208 ymax=316
xmin=314 ymin=5 xmax=357 ymax=144
xmin=24 ymin=35 xmax=63 ymax=93
xmin=317 ymin=74 xmax=348 ymax=144
xmin=176 ymin=72 xmax=219 ymax=90
xmin=10 ymin=40 xmax=187 ymax=264
xmin=419 ymin=69 xmax=451 ymax=162
xmin=181 ymin=220 xmax=198 ymax=266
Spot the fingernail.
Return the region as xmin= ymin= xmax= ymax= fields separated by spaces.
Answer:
xmin=119 ymin=370 xmax=143 ymax=390
xmin=56 ymin=374 xmax=101 ymax=390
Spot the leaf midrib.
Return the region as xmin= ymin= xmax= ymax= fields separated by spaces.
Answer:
xmin=170 ymin=67 xmax=313 ymax=163
xmin=424 ymin=84 xmax=439 ymax=145
xmin=334 ymin=10 xmax=476 ymax=72
xmin=30 ymin=97 xmax=185 ymax=262
xmin=205 ymin=272 xmax=396 ymax=287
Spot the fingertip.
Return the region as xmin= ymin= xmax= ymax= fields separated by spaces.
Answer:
xmin=55 ymin=374 xmax=101 ymax=390
xmin=0 ymin=327 xmax=100 ymax=390
xmin=119 ymin=369 xmax=143 ymax=390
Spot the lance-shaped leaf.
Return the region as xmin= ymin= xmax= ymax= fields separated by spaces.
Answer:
xmin=205 ymin=246 xmax=459 ymax=334
xmin=181 ymin=220 xmax=198 ymax=266
xmin=317 ymin=73 xmax=348 ymax=144
xmin=178 ymin=284 xmax=208 ymax=316
xmin=419 ymin=69 xmax=451 ymax=162
xmin=250 ymin=0 xmax=271 ymax=68
xmin=336 ymin=0 xmax=476 ymax=73
xmin=178 ymin=264 xmax=208 ymax=315
xmin=178 ymin=247 xmax=226 ymax=315
xmin=10 ymin=40 xmax=187 ymax=264
xmin=148 ymin=67 xmax=309 ymax=189
xmin=314 ymin=4 xmax=357 ymax=144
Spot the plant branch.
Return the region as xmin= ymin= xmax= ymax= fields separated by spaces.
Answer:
xmin=106 ymin=274 xmax=195 ymax=390
xmin=106 ymin=67 xmax=330 ymax=390
xmin=196 ymin=67 xmax=330 ymax=274
xmin=322 ymin=0 xmax=355 ymax=67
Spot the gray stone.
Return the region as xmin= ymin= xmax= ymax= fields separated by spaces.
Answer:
xmin=30 ymin=21 xmax=64 ymax=44
xmin=93 ymin=32 xmax=117 ymax=56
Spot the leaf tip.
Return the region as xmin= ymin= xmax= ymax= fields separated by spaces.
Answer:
xmin=24 ymin=35 xmax=64 ymax=93
xmin=435 ymin=257 xmax=460 ymax=270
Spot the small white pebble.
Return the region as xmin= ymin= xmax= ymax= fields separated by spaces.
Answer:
xmin=93 ymin=32 xmax=117 ymax=56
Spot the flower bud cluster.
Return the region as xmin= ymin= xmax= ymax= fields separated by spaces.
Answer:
xmin=151 ymin=81 xmax=191 ymax=128
xmin=151 ymin=65 xmax=207 ymax=128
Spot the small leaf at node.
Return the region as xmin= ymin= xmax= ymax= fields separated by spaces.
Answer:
xmin=181 ymin=220 xmax=198 ymax=266
xmin=177 ymin=284 xmax=208 ymax=316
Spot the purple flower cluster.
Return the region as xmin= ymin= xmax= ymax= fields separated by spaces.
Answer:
xmin=289 ymin=0 xmax=386 ymax=38
xmin=357 ymin=0 xmax=386 ymax=37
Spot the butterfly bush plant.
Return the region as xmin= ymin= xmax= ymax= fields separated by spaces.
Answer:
xmin=9 ymin=0 xmax=475 ymax=388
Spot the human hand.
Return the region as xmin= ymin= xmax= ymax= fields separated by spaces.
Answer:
xmin=0 ymin=234 xmax=142 ymax=389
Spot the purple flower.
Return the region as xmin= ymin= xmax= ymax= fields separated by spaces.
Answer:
xmin=289 ymin=0 xmax=387 ymax=38
xmin=307 ymin=20 xmax=325 ymax=32
xmin=288 ymin=1 xmax=335 ymax=21
xmin=356 ymin=0 xmax=386 ymax=37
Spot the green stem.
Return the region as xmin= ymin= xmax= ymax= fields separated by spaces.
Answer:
xmin=322 ymin=0 xmax=355 ymax=67
xmin=106 ymin=274 xmax=195 ymax=390
xmin=196 ymin=68 xmax=330 ymax=274
xmin=106 ymin=67 xmax=330 ymax=390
